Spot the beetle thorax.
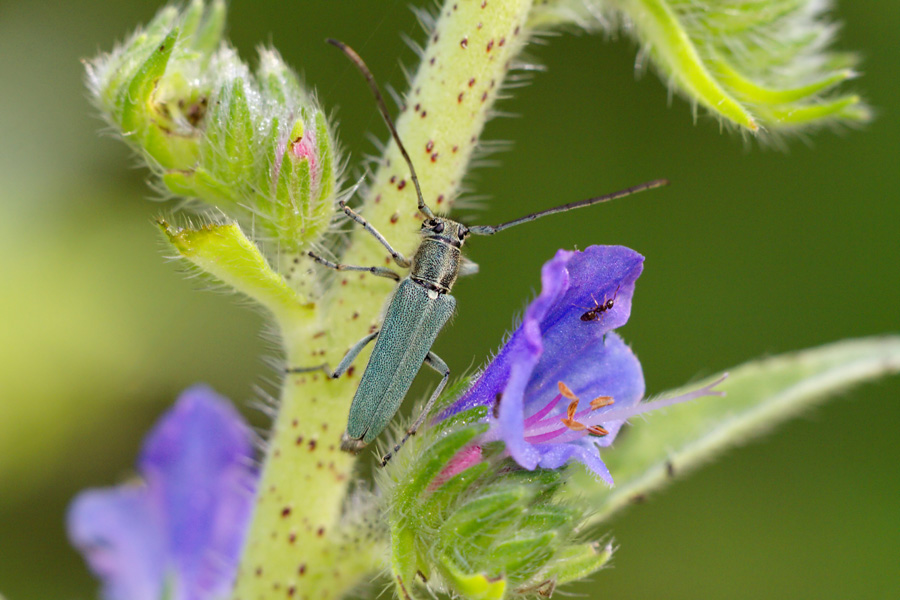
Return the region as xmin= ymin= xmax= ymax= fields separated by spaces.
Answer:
xmin=410 ymin=217 xmax=468 ymax=294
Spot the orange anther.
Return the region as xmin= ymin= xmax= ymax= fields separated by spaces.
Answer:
xmin=557 ymin=381 xmax=579 ymax=401
xmin=565 ymin=399 xmax=579 ymax=420
xmin=590 ymin=396 xmax=614 ymax=410
xmin=561 ymin=418 xmax=586 ymax=431
xmin=587 ymin=425 xmax=609 ymax=437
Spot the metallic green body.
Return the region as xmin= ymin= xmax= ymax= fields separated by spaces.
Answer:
xmin=345 ymin=278 xmax=456 ymax=444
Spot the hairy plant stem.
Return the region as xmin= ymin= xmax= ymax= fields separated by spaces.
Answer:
xmin=232 ymin=1 xmax=533 ymax=598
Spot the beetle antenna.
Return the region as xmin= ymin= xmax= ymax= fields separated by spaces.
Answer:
xmin=468 ymin=179 xmax=669 ymax=235
xmin=327 ymin=39 xmax=435 ymax=219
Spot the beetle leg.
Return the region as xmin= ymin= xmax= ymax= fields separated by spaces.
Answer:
xmin=381 ymin=351 xmax=450 ymax=466
xmin=286 ymin=330 xmax=379 ymax=377
xmin=307 ymin=251 xmax=401 ymax=281
xmin=338 ymin=201 xmax=411 ymax=268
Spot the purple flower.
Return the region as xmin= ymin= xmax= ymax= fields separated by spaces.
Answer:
xmin=68 ymin=386 xmax=257 ymax=600
xmin=448 ymin=246 xmax=725 ymax=485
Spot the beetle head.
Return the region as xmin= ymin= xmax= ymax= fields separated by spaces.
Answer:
xmin=420 ymin=217 xmax=469 ymax=248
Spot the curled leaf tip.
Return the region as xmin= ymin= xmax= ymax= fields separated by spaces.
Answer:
xmin=532 ymin=0 xmax=869 ymax=136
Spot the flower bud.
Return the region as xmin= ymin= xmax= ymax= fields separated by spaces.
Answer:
xmin=88 ymin=0 xmax=340 ymax=269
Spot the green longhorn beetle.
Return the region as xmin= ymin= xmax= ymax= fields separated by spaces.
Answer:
xmin=291 ymin=40 xmax=667 ymax=464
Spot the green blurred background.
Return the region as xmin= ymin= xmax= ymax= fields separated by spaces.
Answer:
xmin=1 ymin=1 xmax=897 ymax=598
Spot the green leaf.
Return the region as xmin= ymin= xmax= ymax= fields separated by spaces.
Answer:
xmin=528 ymin=541 xmax=613 ymax=589
xmin=392 ymin=424 xmax=488 ymax=510
xmin=422 ymin=461 xmax=491 ymax=525
xmin=438 ymin=488 xmax=531 ymax=542
xmin=567 ymin=336 xmax=900 ymax=525
xmin=533 ymin=0 xmax=870 ymax=133
xmin=158 ymin=219 xmax=313 ymax=322
xmin=191 ymin=0 xmax=226 ymax=56
xmin=488 ymin=531 xmax=558 ymax=581
xmin=439 ymin=560 xmax=507 ymax=600
xmin=390 ymin=520 xmax=421 ymax=600
xmin=119 ymin=29 xmax=178 ymax=136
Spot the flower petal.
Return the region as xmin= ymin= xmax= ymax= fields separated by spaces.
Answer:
xmin=533 ymin=441 xmax=614 ymax=485
xmin=526 ymin=332 xmax=644 ymax=448
xmin=450 ymin=249 xmax=573 ymax=416
xmin=538 ymin=245 xmax=643 ymax=339
xmin=138 ymin=385 xmax=256 ymax=599
xmin=68 ymin=486 xmax=167 ymax=600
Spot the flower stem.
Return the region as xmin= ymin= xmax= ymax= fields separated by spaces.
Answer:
xmin=232 ymin=1 xmax=533 ymax=598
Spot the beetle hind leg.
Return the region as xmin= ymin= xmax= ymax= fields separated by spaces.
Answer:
xmin=286 ymin=330 xmax=380 ymax=378
xmin=381 ymin=351 xmax=450 ymax=466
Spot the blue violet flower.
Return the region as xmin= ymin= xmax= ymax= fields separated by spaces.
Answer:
xmin=68 ymin=386 xmax=257 ymax=600
xmin=448 ymin=246 xmax=726 ymax=484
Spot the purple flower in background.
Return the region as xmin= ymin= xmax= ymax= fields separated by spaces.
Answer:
xmin=68 ymin=386 xmax=257 ymax=600
xmin=448 ymin=246 xmax=725 ymax=484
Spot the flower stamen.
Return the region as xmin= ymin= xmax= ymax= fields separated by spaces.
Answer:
xmin=587 ymin=425 xmax=609 ymax=437
xmin=561 ymin=419 xmax=587 ymax=431
xmin=565 ymin=398 xmax=579 ymax=420
xmin=558 ymin=381 xmax=579 ymax=401
xmin=590 ymin=396 xmax=614 ymax=409
xmin=523 ymin=393 xmax=563 ymax=427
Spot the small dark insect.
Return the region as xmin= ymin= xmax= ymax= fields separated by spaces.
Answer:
xmin=579 ymin=286 xmax=619 ymax=322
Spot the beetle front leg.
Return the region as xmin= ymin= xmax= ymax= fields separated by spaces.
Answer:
xmin=381 ymin=351 xmax=450 ymax=466
xmin=287 ymin=331 xmax=379 ymax=378
xmin=307 ymin=251 xmax=402 ymax=281
xmin=339 ymin=200 xmax=411 ymax=268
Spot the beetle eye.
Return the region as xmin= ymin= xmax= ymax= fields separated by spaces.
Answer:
xmin=458 ymin=227 xmax=468 ymax=240
xmin=433 ymin=222 xmax=445 ymax=233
